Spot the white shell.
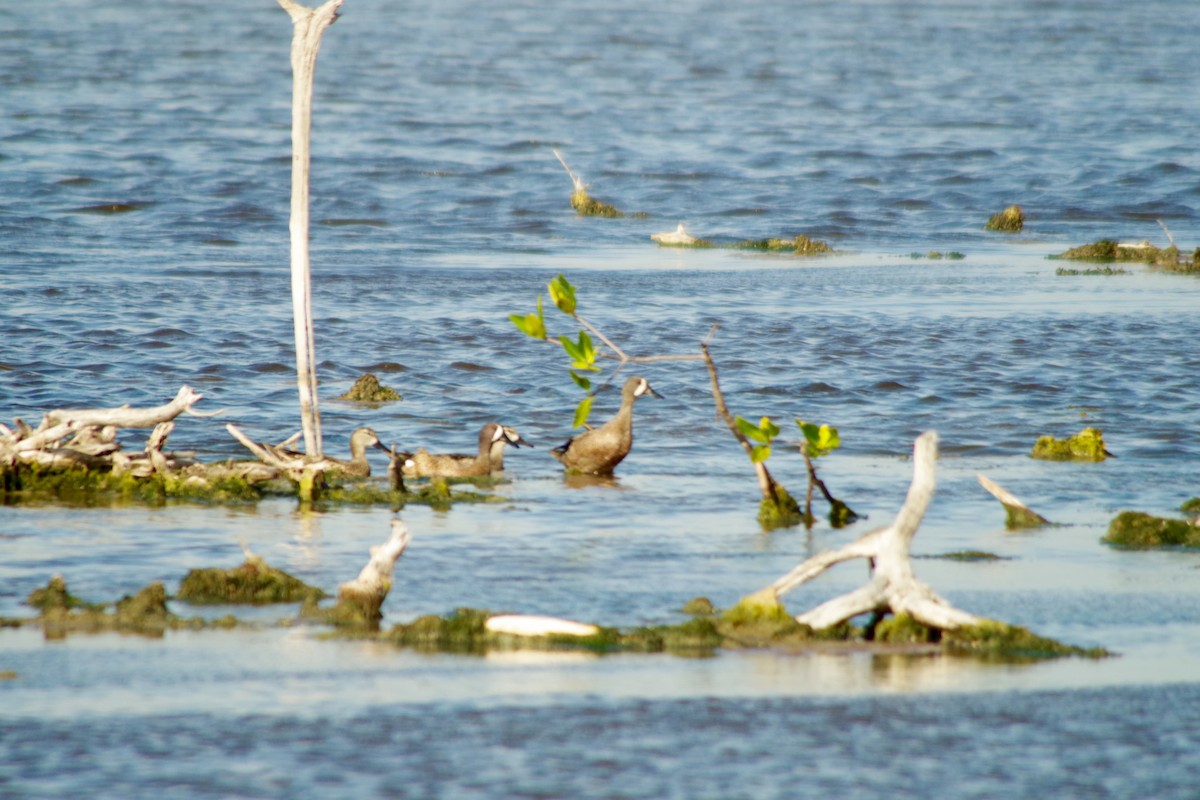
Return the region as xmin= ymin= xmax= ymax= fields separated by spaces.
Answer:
xmin=485 ymin=614 xmax=600 ymax=638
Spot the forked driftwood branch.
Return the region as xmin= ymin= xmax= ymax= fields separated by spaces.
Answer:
xmin=753 ymin=431 xmax=983 ymax=630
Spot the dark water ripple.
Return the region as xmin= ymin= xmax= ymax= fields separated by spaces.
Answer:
xmin=4 ymin=685 xmax=1200 ymax=799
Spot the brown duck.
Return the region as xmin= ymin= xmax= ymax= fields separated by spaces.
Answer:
xmin=316 ymin=427 xmax=390 ymax=477
xmin=402 ymin=422 xmax=532 ymax=478
xmin=551 ymin=376 xmax=661 ymax=475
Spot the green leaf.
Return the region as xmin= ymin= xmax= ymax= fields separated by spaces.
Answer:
xmin=548 ymin=274 xmax=577 ymax=316
xmin=796 ymin=419 xmax=840 ymax=458
xmin=569 ymin=371 xmax=592 ymax=391
xmin=750 ymin=444 xmax=772 ymax=463
xmin=560 ymin=329 xmax=598 ymax=371
xmin=736 ymin=415 xmax=778 ymax=444
xmin=573 ymin=396 xmax=593 ymax=428
xmin=508 ymin=294 xmax=547 ymax=339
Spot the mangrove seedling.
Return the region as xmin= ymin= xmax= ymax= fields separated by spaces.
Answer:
xmin=796 ymin=419 xmax=857 ymax=527
xmin=701 ymin=343 xmax=803 ymax=530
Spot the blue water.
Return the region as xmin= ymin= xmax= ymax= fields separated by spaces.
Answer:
xmin=3 ymin=0 xmax=1200 ymax=796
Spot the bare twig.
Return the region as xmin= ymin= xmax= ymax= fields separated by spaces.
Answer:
xmin=700 ymin=342 xmax=777 ymax=500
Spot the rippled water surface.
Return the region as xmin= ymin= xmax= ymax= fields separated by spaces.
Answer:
xmin=3 ymin=0 xmax=1200 ymax=797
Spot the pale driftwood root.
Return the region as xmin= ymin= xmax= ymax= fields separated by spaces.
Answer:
xmin=761 ymin=431 xmax=983 ymax=632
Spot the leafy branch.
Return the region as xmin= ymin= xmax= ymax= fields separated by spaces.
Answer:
xmin=510 ymin=273 xmax=701 ymax=427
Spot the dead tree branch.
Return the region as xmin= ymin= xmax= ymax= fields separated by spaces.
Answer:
xmin=756 ymin=431 xmax=983 ymax=631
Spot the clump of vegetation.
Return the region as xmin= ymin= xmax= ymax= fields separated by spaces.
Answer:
xmin=1031 ymin=427 xmax=1111 ymax=461
xmin=11 ymin=576 xmax=225 ymax=638
xmin=734 ymin=235 xmax=832 ymax=255
xmin=871 ymin=613 xmax=941 ymax=644
xmin=944 ymin=620 xmax=1110 ymax=661
xmin=925 ymin=551 xmax=1008 ymax=561
xmin=338 ymin=373 xmax=401 ymax=402
xmin=984 ymin=204 xmax=1025 ymax=232
xmin=1051 ymin=239 xmax=1186 ymax=267
xmin=909 ymin=251 xmax=966 ymax=260
xmin=177 ymin=556 xmax=325 ymax=605
xmin=1102 ymin=510 xmax=1200 ymax=549
xmin=1055 ymin=266 xmax=1129 ymax=276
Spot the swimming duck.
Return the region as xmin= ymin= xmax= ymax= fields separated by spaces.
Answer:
xmin=402 ymin=422 xmax=532 ymax=478
xmin=550 ymin=376 xmax=661 ymax=476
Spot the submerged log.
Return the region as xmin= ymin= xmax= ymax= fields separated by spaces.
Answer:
xmin=977 ymin=474 xmax=1051 ymax=529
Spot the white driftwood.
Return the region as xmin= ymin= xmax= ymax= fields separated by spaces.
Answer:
xmin=651 ymin=223 xmax=697 ymax=245
xmin=4 ymin=386 xmax=205 ymax=456
xmin=764 ymin=431 xmax=983 ymax=631
xmin=485 ymin=615 xmax=601 ymax=638
xmin=337 ymin=518 xmax=411 ymax=601
xmin=279 ymin=0 xmax=344 ymax=458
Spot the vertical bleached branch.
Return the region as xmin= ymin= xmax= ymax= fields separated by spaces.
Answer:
xmin=278 ymin=0 xmax=344 ymax=458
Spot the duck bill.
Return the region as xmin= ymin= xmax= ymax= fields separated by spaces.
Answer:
xmin=373 ymin=440 xmax=393 ymax=454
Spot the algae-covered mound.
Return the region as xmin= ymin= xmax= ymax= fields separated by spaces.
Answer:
xmin=571 ymin=187 xmax=624 ymax=218
xmin=758 ymin=484 xmax=806 ymax=531
xmin=177 ymin=557 xmax=326 ymax=605
xmin=735 ymin=234 xmax=832 ymax=255
xmin=944 ymin=620 xmax=1110 ymax=661
xmin=14 ymin=576 xmax=222 ymax=638
xmin=984 ymin=204 xmax=1025 ymax=232
xmin=338 ymin=373 xmax=401 ymax=402
xmin=1 ymin=465 xmax=267 ymax=507
xmin=1102 ymin=510 xmax=1200 ymax=549
xmin=1051 ymin=239 xmax=1187 ymax=268
xmin=1031 ymin=427 xmax=1111 ymax=461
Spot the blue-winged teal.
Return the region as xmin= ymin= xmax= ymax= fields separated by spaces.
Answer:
xmin=402 ymin=422 xmax=532 ymax=478
xmin=326 ymin=426 xmax=390 ymax=477
xmin=550 ymin=376 xmax=661 ymax=476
